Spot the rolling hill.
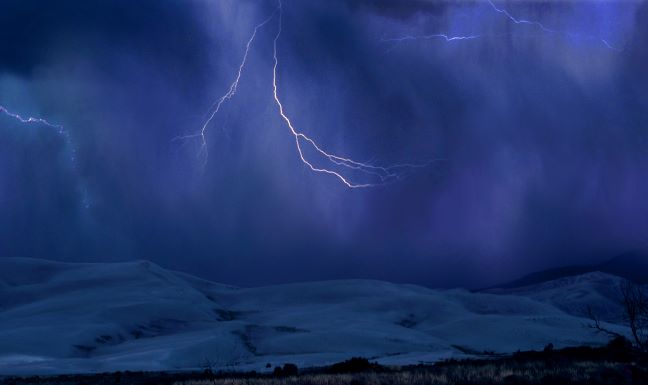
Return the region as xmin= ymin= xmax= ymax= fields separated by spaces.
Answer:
xmin=0 ymin=258 xmax=632 ymax=375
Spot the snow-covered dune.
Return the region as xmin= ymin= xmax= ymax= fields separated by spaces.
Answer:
xmin=0 ymin=258 xmax=629 ymax=375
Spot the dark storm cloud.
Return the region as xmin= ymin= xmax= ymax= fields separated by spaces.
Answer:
xmin=1 ymin=0 xmax=647 ymax=288
xmin=0 ymin=0 xmax=208 ymax=77
xmin=351 ymin=0 xmax=456 ymax=19
xmin=0 ymin=0 xmax=213 ymax=261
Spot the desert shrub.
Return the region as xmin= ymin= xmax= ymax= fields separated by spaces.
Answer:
xmin=282 ymin=364 xmax=298 ymax=376
xmin=271 ymin=364 xmax=298 ymax=377
xmin=327 ymin=357 xmax=382 ymax=374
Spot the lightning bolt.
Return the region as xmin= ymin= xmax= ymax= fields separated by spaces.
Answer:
xmin=383 ymin=0 xmax=621 ymax=51
xmin=486 ymin=0 xmax=621 ymax=51
xmin=487 ymin=0 xmax=557 ymax=33
xmin=0 ymin=105 xmax=65 ymax=133
xmin=0 ymin=104 xmax=89 ymax=208
xmin=181 ymin=0 xmax=437 ymax=188
xmin=272 ymin=0 xmax=410 ymax=188
xmin=381 ymin=34 xmax=481 ymax=44
xmin=174 ymin=10 xmax=278 ymax=166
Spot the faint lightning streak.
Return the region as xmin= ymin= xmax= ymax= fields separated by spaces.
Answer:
xmin=381 ymin=34 xmax=481 ymax=43
xmin=0 ymin=105 xmax=65 ymax=132
xmin=383 ymin=1 xmax=621 ymax=51
xmin=0 ymin=105 xmax=72 ymax=162
xmin=486 ymin=0 xmax=556 ymax=33
xmin=174 ymin=10 xmax=277 ymax=165
xmin=486 ymin=0 xmax=621 ymax=51
xmin=380 ymin=33 xmax=481 ymax=54
xmin=0 ymin=104 xmax=90 ymax=207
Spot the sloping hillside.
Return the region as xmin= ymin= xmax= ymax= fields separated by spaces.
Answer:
xmin=0 ymin=258 xmax=630 ymax=375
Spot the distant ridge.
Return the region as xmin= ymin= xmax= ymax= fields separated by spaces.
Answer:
xmin=489 ymin=250 xmax=648 ymax=290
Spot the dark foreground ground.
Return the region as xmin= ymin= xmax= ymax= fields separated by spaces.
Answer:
xmin=2 ymin=339 xmax=647 ymax=385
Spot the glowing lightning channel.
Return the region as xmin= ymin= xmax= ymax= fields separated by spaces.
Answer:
xmin=271 ymin=0 xmax=435 ymax=188
xmin=383 ymin=0 xmax=621 ymax=51
xmin=271 ymin=5 xmax=369 ymax=188
xmin=174 ymin=10 xmax=278 ymax=165
xmin=182 ymin=0 xmax=437 ymax=188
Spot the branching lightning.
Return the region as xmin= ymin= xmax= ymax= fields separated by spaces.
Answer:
xmin=271 ymin=0 xmax=435 ymax=188
xmin=173 ymin=11 xmax=278 ymax=166
xmin=181 ymin=0 xmax=437 ymax=188
xmin=383 ymin=0 xmax=621 ymax=51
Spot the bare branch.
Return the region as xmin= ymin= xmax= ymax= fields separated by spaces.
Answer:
xmin=585 ymin=305 xmax=623 ymax=338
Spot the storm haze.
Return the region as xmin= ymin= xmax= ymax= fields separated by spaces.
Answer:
xmin=1 ymin=0 xmax=647 ymax=288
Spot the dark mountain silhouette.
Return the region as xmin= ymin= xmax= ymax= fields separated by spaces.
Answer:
xmin=489 ymin=250 xmax=648 ymax=289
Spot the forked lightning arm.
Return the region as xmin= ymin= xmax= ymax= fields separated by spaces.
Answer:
xmin=182 ymin=0 xmax=435 ymax=188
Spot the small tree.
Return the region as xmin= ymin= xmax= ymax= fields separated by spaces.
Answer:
xmin=620 ymin=280 xmax=648 ymax=351
xmin=282 ymin=363 xmax=299 ymax=376
xmin=586 ymin=305 xmax=622 ymax=339
xmin=588 ymin=280 xmax=648 ymax=351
